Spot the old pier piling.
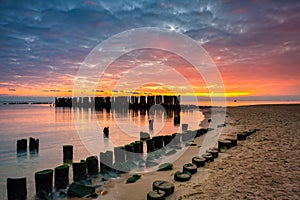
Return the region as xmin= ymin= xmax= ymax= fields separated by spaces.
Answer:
xmin=63 ymin=145 xmax=73 ymax=163
xmin=17 ymin=139 xmax=27 ymax=151
xmin=35 ymin=169 xmax=53 ymax=197
xmin=86 ymin=156 xmax=99 ymax=175
xmin=114 ymin=146 xmax=126 ymax=163
xmin=72 ymin=160 xmax=87 ymax=182
xmin=7 ymin=177 xmax=27 ymax=200
xmin=55 ymin=95 xmax=182 ymax=111
xmin=29 ymin=137 xmax=39 ymax=151
xmin=100 ymin=151 xmax=113 ymax=172
xmin=54 ymin=164 xmax=69 ymax=189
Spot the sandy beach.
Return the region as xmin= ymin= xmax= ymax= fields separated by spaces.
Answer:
xmin=95 ymin=104 xmax=300 ymax=200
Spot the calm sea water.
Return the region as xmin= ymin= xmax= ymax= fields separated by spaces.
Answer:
xmin=0 ymin=104 xmax=203 ymax=199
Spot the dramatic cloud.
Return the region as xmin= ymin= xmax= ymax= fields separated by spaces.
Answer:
xmin=0 ymin=0 xmax=299 ymax=97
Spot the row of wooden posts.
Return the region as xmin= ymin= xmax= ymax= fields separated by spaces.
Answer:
xmin=8 ymin=124 xmax=210 ymax=199
xmin=146 ymin=128 xmax=259 ymax=199
xmin=17 ymin=137 xmax=39 ymax=151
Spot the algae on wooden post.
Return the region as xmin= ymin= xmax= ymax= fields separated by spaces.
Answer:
xmin=126 ymin=174 xmax=141 ymax=183
xmin=55 ymin=164 xmax=69 ymax=189
xmin=72 ymin=161 xmax=87 ymax=182
xmin=86 ymin=156 xmax=99 ymax=175
xmin=35 ymin=169 xmax=53 ymax=197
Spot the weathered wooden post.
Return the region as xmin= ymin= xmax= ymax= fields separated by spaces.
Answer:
xmin=140 ymin=131 xmax=150 ymax=141
xmin=133 ymin=141 xmax=143 ymax=153
xmin=149 ymin=119 xmax=153 ymax=130
xmin=226 ymin=138 xmax=237 ymax=147
xmin=146 ymin=139 xmax=155 ymax=153
xmin=72 ymin=160 xmax=87 ymax=182
xmin=174 ymin=115 xmax=180 ymax=125
xmin=237 ymin=132 xmax=247 ymax=140
xmin=7 ymin=177 xmax=27 ymax=200
xmin=163 ymin=135 xmax=173 ymax=146
xmin=218 ymin=139 xmax=232 ymax=152
xmin=35 ymin=169 xmax=53 ymax=197
xmin=54 ymin=164 xmax=69 ymax=189
xmin=114 ymin=146 xmax=126 ymax=163
xmin=29 ymin=137 xmax=39 ymax=151
xmin=208 ymin=149 xmax=219 ymax=158
xmin=124 ymin=144 xmax=135 ymax=161
xmin=103 ymin=127 xmax=109 ymax=138
xmin=17 ymin=139 xmax=27 ymax=151
xmin=86 ymin=156 xmax=99 ymax=175
xmin=100 ymin=151 xmax=113 ymax=172
xmin=152 ymin=136 xmax=163 ymax=150
xmin=192 ymin=156 xmax=206 ymax=167
xmin=182 ymin=123 xmax=188 ymax=131
xmin=171 ymin=133 xmax=181 ymax=145
xmin=63 ymin=145 xmax=73 ymax=163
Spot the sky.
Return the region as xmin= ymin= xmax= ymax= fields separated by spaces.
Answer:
xmin=0 ymin=0 xmax=299 ymax=99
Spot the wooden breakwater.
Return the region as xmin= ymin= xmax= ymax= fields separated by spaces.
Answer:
xmin=55 ymin=95 xmax=181 ymax=110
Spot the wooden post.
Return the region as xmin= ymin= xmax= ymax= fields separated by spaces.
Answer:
xmin=163 ymin=135 xmax=173 ymax=146
xmin=124 ymin=144 xmax=135 ymax=161
xmin=140 ymin=132 xmax=150 ymax=141
xmin=133 ymin=141 xmax=143 ymax=153
xmin=182 ymin=123 xmax=188 ymax=131
xmin=208 ymin=149 xmax=218 ymax=158
xmin=114 ymin=146 xmax=126 ymax=163
xmin=152 ymin=136 xmax=163 ymax=150
xmin=146 ymin=139 xmax=155 ymax=153
xmin=63 ymin=145 xmax=73 ymax=163
xmin=35 ymin=169 xmax=53 ymax=197
xmin=218 ymin=139 xmax=231 ymax=151
xmin=7 ymin=177 xmax=27 ymax=200
xmin=171 ymin=133 xmax=181 ymax=145
xmin=86 ymin=156 xmax=99 ymax=175
xmin=17 ymin=139 xmax=27 ymax=151
xmin=72 ymin=161 xmax=87 ymax=182
xmin=29 ymin=137 xmax=39 ymax=151
xmin=237 ymin=132 xmax=247 ymax=140
xmin=226 ymin=138 xmax=237 ymax=147
xmin=100 ymin=151 xmax=113 ymax=172
xmin=174 ymin=115 xmax=180 ymax=125
xmin=54 ymin=164 xmax=69 ymax=189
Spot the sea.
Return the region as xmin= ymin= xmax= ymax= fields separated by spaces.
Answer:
xmin=0 ymin=96 xmax=299 ymax=199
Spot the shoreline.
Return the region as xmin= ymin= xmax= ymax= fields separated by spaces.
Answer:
xmin=91 ymin=104 xmax=300 ymax=199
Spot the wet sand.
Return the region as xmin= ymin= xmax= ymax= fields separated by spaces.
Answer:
xmin=93 ymin=104 xmax=300 ymax=200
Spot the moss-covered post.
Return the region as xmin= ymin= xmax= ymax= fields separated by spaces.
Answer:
xmin=54 ymin=164 xmax=69 ymax=189
xmin=35 ymin=169 xmax=53 ymax=197
xmin=63 ymin=145 xmax=73 ymax=163
xmin=72 ymin=160 xmax=87 ymax=182
xmin=7 ymin=177 xmax=27 ymax=200
xmin=86 ymin=156 xmax=99 ymax=175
